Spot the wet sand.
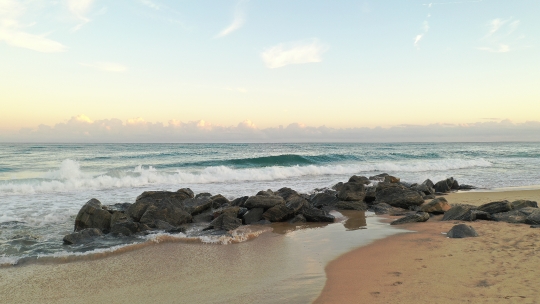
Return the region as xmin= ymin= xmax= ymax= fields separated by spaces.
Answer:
xmin=315 ymin=189 xmax=540 ymax=304
xmin=0 ymin=211 xmax=403 ymax=304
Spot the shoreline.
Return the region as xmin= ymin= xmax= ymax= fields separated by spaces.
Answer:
xmin=315 ymin=189 xmax=540 ymax=303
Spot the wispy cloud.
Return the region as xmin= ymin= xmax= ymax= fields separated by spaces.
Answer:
xmin=67 ymin=0 xmax=94 ymax=32
xmin=215 ymin=0 xmax=248 ymax=38
xmin=80 ymin=62 xmax=128 ymax=72
xmin=0 ymin=0 xmax=66 ymax=52
xmin=414 ymin=14 xmax=430 ymax=48
xmin=261 ymin=39 xmax=329 ymax=69
xmin=477 ymin=18 xmax=523 ymax=53
xmin=139 ymin=0 xmax=161 ymax=11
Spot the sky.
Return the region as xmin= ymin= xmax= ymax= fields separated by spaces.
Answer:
xmin=1 ymin=0 xmax=539 ymax=142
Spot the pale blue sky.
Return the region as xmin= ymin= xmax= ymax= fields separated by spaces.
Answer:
xmin=1 ymin=0 xmax=539 ymax=141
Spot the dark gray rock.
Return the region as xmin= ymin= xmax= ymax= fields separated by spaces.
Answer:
xmin=434 ymin=180 xmax=451 ymax=193
xmin=276 ymin=187 xmax=299 ymax=201
xmin=310 ymin=192 xmax=339 ymax=209
xmin=335 ymin=201 xmax=368 ymax=211
xmin=512 ymin=200 xmax=538 ymax=210
xmin=492 ymin=207 xmax=538 ymax=224
xmin=182 ymin=196 xmax=213 ymax=215
xmin=302 ymin=208 xmax=335 ymax=222
xmin=212 ymin=206 xmax=241 ymax=219
xmin=210 ymin=194 xmax=230 ymax=209
xmin=530 ymin=225 xmax=540 ymax=228
xmin=192 ymin=211 xmax=214 ymax=223
xmin=242 ymin=208 xmax=264 ymax=225
xmin=412 ymin=183 xmax=435 ymax=195
xmin=177 ymin=188 xmax=194 ymax=198
xmin=256 ymin=190 xmax=275 ymax=196
xmin=370 ymin=203 xmax=409 ymax=216
xmin=459 ymin=184 xmax=476 ymax=190
xmin=288 ymin=214 xmax=307 ymax=224
xmin=110 ymin=220 xmax=149 ymax=236
xmin=243 ymin=195 xmax=285 ymax=210
xmin=74 ymin=199 xmax=112 ymax=232
xmin=525 ymin=209 xmax=540 ymax=225
xmin=471 ymin=210 xmax=492 ymax=221
xmin=390 ymin=212 xmax=430 ymax=225
xmin=364 ymin=186 xmax=377 ymax=204
xmin=285 ymin=196 xmax=308 ymax=213
xmin=375 ymin=185 xmax=424 ymax=209
xmin=110 ymin=211 xmax=129 ymax=227
xmin=230 ymin=196 xmax=249 ymax=207
xmin=106 ymin=203 xmax=132 ymax=212
xmin=63 ymin=228 xmax=103 ymax=245
xmin=139 ymin=198 xmax=192 ymax=227
xmin=337 ymin=182 xmax=366 ymax=201
xmin=477 ymin=200 xmax=513 ymax=214
xmin=447 ymin=224 xmax=478 ymax=238
xmin=422 ymin=179 xmax=435 ymax=189
xmin=348 ymin=175 xmax=371 ymax=185
xmin=208 ymin=214 xmax=242 ymax=231
xmin=127 ymin=191 xmax=190 ymax=221
xmin=420 ymin=197 xmax=451 ymax=214
xmin=263 ymin=204 xmax=295 ymax=222
xmin=442 ymin=205 xmax=476 ymax=221
xmin=332 ymin=182 xmax=344 ymax=191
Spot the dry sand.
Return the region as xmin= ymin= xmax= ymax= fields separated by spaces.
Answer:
xmin=315 ymin=189 xmax=540 ymax=304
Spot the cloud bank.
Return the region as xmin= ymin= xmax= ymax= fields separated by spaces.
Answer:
xmin=2 ymin=115 xmax=540 ymax=143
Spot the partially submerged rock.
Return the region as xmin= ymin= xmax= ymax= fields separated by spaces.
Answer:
xmin=63 ymin=228 xmax=103 ymax=245
xmin=74 ymin=199 xmax=112 ymax=232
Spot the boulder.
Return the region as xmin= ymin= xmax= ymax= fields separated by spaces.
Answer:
xmin=139 ymin=198 xmax=192 ymax=227
xmin=525 ymin=209 xmax=540 ymax=225
xmin=420 ymin=197 xmax=451 ymax=214
xmin=477 ymin=200 xmax=513 ymax=214
xmin=177 ymin=188 xmax=194 ymax=198
xmin=371 ymin=203 xmax=408 ymax=216
xmin=288 ymin=214 xmax=307 ymax=224
xmin=286 ymin=196 xmax=308 ymax=212
xmin=242 ymin=208 xmax=264 ymax=225
xmin=212 ymin=206 xmax=241 ymax=219
xmin=310 ymin=192 xmax=339 ymax=209
xmin=276 ymin=187 xmax=299 ymax=201
xmin=390 ymin=212 xmax=430 ymax=225
xmin=63 ymin=228 xmax=103 ymax=245
xmin=110 ymin=220 xmax=149 ymax=236
xmin=459 ymin=184 xmax=476 ymax=190
xmin=127 ymin=191 xmax=190 ymax=221
xmin=230 ymin=196 xmax=249 ymax=207
xmin=335 ymin=201 xmax=368 ymax=211
xmin=447 ymin=224 xmax=478 ymax=238
xmin=512 ymin=200 xmax=538 ymax=210
xmin=434 ymin=180 xmax=451 ymax=193
xmin=302 ymin=208 xmax=335 ymax=223
xmin=348 ymin=175 xmax=371 ymax=185
xmin=332 ymin=182 xmax=344 ymax=191
xmin=210 ymin=194 xmax=230 ymax=209
xmin=364 ymin=186 xmax=377 ymax=203
xmin=492 ymin=207 xmax=538 ymax=224
xmin=263 ymin=204 xmax=295 ymax=222
xmin=208 ymin=214 xmax=242 ymax=231
xmin=243 ymin=195 xmax=285 ymax=210
xmin=375 ymin=185 xmax=424 ymax=209
xmin=337 ymin=182 xmax=366 ymax=201
xmin=110 ymin=211 xmax=129 ymax=227
xmin=422 ymin=179 xmax=435 ymax=189
xmin=256 ymin=190 xmax=275 ymax=196
xmin=106 ymin=203 xmax=132 ymax=212
xmin=471 ymin=210 xmax=492 ymax=221
xmin=412 ymin=183 xmax=435 ymax=195
xmin=192 ymin=211 xmax=214 ymax=223
xmin=74 ymin=199 xmax=112 ymax=232
xmin=441 ymin=205 xmax=476 ymax=221
xmin=369 ymin=173 xmax=399 ymax=183
xmin=181 ymin=196 xmax=213 ymax=215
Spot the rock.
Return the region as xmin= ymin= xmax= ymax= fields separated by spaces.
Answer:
xmin=459 ymin=184 xmax=476 ymax=190
xmin=471 ymin=210 xmax=492 ymax=221
xmin=477 ymin=200 xmax=513 ymax=214
xmin=139 ymin=198 xmax=192 ymax=227
xmin=110 ymin=220 xmax=149 ymax=236
xmin=242 ymin=208 xmax=264 ymax=225
xmin=106 ymin=203 xmax=132 ymax=212
xmin=442 ymin=205 xmax=475 ymax=221
xmin=332 ymin=182 xmax=344 ymax=191
xmin=335 ymin=201 xmax=368 ymax=211
xmin=230 ymin=196 xmax=249 ymax=207
xmin=375 ymin=185 xmax=424 ymax=209
xmin=364 ymin=186 xmax=377 ymax=203
xmin=181 ymin=196 xmax=213 ymax=215
xmin=177 ymin=188 xmax=194 ymax=198
xmin=74 ymin=199 xmax=112 ymax=232
xmin=531 ymin=225 xmax=540 ymax=228
xmin=63 ymin=228 xmax=103 ymax=245
xmin=285 ymin=196 xmax=308 ymax=212
xmin=263 ymin=204 xmax=295 ymax=222
xmin=243 ymin=195 xmax=285 ymax=210
xmin=420 ymin=197 xmax=451 ymax=214
xmin=525 ymin=209 xmax=540 ymax=225
xmin=192 ymin=211 xmax=214 ymax=223
xmin=256 ymin=190 xmax=275 ymax=196
xmin=212 ymin=206 xmax=241 ymax=219
xmin=422 ymin=179 xmax=435 ymax=189
xmin=288 ymin=214 xmax=307 ymax=224
xmin=348 ymin=175 xmax=371 ymax=185
xmin=369 ymin=173 xmax=389 ymax=181
xmin=110 ymin=211 xmax=128 ymax=227
xmin=208 ymin=214 xmax=242 ymax=231
xmin=412 ymin=183 xmax=435 ymax=195
xmin=390 ymin=212 xmax=430 ymax=225
xmin=276 ymin=187 xmax=299 ymax=201
xmin=423 ymin=194 xmax=436 ymax=200
xmin=302 ymin=208 xmax=335 ymax=223
xmin=512 ymin=200 xmax=538 ymax=210
xmin=450 ymin=179 xmax=459 ymax=190
xmin=254 ymin=219 xmax=272 ymax=225
xmin=434 ymin=180 xmax=451 ymax=193
xmin=447 ymin=224 xmax=478 ymax=238
xmin=127 ymin=191 xmax=190 ymax=221
xmin=337 ymin=182 xmax=366 ymax=201
xmin=310 ymin=192 xmax=339 ymax=209
xmin=371 ymin=203 xmax=404 ymax=215
xmin=492 ymin=207 xmax=538 ymax=224
xmin=210 ymin=194 xmax=230 ymax=209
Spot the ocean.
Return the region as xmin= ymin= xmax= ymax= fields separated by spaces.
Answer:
xmin=1 ymin=142 xmax=540 ymax=266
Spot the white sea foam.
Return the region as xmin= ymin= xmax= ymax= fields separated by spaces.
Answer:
xmin=0 ymin=158 xmax=493 ymax=195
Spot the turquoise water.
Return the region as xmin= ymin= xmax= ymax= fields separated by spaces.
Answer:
xmin=1 ymin=142 xmax=539 ymax=264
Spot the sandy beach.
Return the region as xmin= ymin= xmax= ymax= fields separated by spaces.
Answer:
xmin=315 ymin=189 xmax=540 ymax=304
xmin=1 ymin=189 xmax=539 ymax=304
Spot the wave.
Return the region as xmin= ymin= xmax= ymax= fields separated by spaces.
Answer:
xmin=178 ymin=154 xmax=362 ymax=168
xmin=0 ymin=158 xmax=492 ymax=195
